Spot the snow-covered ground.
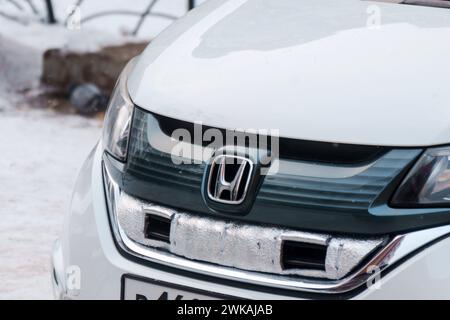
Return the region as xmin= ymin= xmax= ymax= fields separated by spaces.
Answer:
xmin=0 ymin=33 xmax=102 ymax=299
xmin=0 ymin=108 xmax=101 ymax=300
xmin=0 ymin=0 xmax=203 ymax=300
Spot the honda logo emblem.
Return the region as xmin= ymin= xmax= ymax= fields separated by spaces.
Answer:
xmin=207 ymin=155 xmax=254 ymax=205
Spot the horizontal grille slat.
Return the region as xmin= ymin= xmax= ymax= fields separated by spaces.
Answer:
xmin=128 ymin=162 xmax=202 ymax=184
xmin=127 ymin=168 xmax=200 ymax=189
xmin=259 ymin=149 xmax=421 ymax=211
xmin=129 ymin=145 xmax=204 ymax=171
xmin=264 ymin=176 xmax=389 ymax=189
xmin=260 ymin=186 xmax=376 ymax=201
xmin=129 ymin=157 xmax=202 ymax=178
xmin=258 ymin=193 xmax=370 ymax=210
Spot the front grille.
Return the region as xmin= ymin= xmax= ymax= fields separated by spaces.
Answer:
xmin=104 ymin=157 xmax=450 ymax=294
xmin=116 ymin=107 xmax=426 ymax=235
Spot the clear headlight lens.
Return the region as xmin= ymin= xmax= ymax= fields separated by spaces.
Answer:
xmin=102 ymin=59 xmax=135 ymax=161
xmin=392 ymin=146 xmax=450 ymax=207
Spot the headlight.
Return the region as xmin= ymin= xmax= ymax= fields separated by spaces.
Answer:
xmin=102 ymin=59 xmax=135 ymax=161
xmin=392 ymin=146 xmax=450 ymax=207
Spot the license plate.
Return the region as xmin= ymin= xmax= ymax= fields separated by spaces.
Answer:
xmin=122 ymin=275 xmax=229 ymax=300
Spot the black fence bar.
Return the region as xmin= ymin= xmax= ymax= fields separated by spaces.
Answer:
xmin=44 ymin=0 xmax=57 ymax=24
xmin=188 ymin=0 xmax=196 ymax=10
xmin=15 ymin=0 xmax=196 ymax=28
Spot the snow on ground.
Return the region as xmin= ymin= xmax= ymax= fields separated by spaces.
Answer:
xmin=0 ymin=32 xmax=102 ymax=299
xmin=0 ymin=108 xmax=101 ymax=300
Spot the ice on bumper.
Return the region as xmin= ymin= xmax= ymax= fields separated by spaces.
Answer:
xmin=107 ymin=166 xmax=385 ymax=280
xmin=171 ymin=214 xmax=384 ymax=280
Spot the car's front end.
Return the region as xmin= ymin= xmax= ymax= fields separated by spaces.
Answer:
xmin=52 ymin=0 xmax=450 ymax=299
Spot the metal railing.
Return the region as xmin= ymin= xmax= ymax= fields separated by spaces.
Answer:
xmin=0 ymin=0 xmax=196 ymax=35
xmin=44 ymin=0 xmax=56 ymax=23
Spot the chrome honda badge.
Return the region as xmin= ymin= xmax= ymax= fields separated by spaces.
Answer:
xmin=207 ymin=155 xmax=254 ymax=205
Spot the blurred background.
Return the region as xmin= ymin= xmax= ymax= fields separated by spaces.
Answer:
xmin=0 ymin=0 xmax=205 ymax=299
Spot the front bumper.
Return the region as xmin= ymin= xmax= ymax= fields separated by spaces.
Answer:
xmin=53 ymin=142 xmax=450 ymax=299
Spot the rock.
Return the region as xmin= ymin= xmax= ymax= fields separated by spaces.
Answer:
xmin=41 ymin=42 xmax=148 ymax=96
xmin=69 ymin=83 xmax=107 ymax=115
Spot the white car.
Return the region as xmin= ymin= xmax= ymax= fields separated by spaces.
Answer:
xmin=52 ymin=0 xmax=450 ymax=299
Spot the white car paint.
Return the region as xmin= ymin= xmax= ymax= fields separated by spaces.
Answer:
xmin=54 ymin=0 xmax=450 ymax=300
xmin=128 ymin=0 xmax=450 ymax=146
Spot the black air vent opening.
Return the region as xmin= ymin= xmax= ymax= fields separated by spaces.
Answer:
xmin=282 ymin=241 xmax=327 ymax=271
xmin=144 ymin=214 xmax=171 ymax=243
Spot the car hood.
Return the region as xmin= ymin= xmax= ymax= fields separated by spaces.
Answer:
xmin=128 ymin=0 xmax=450 ymax=147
